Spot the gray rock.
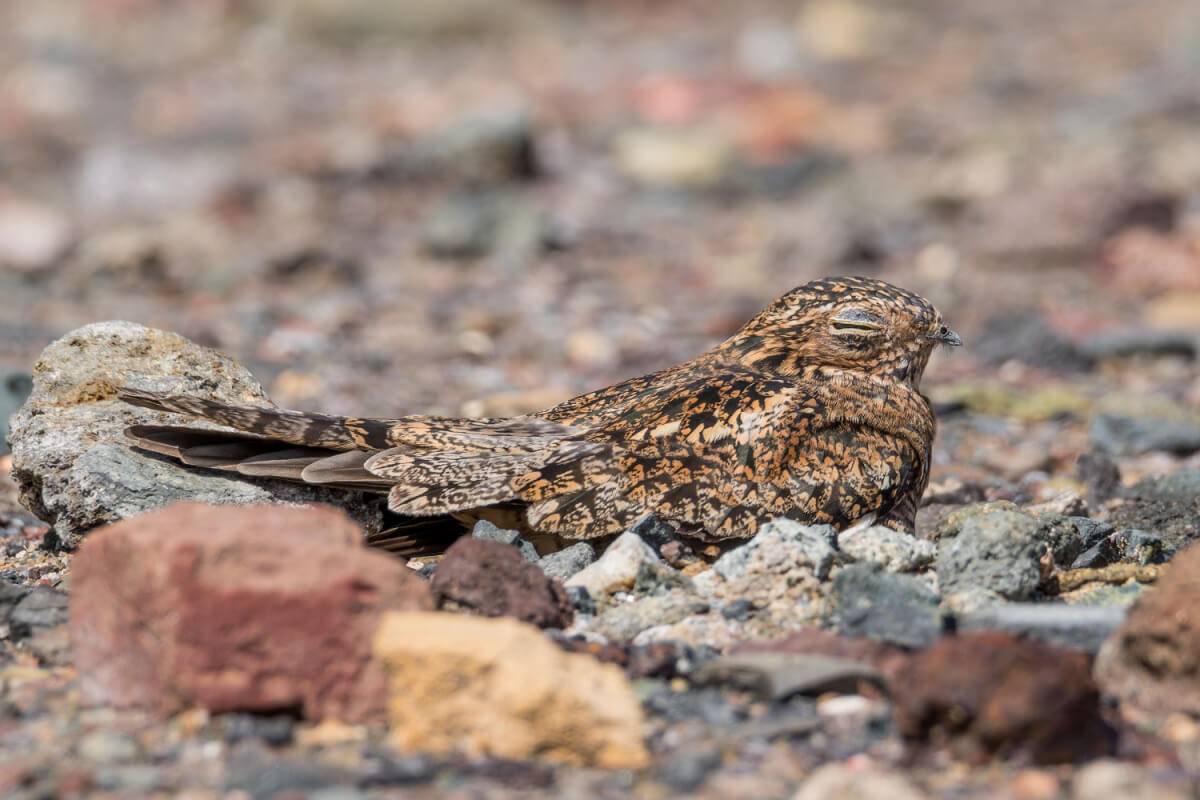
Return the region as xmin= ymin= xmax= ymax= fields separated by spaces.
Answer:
xmin=712 ymin=518 xmax=836 ymax=581
xmin=957 ymin=602 xmax=1128 ymax=654
xmin=1090 ymin=413 xmax=1200 ymax=456
xmin=1036 ymin=514 xmax=1087 ymax=567
xmin=566 ymin=585 xmax=596 ymax=616
xmin=1128 ymin=468 xmax=1200 ymax=502
xmin=471 ymin=519 xmax=538 ymax=562
xmin=633 ymin=559 xmax=694 ymax=596
xmin=837 ymin=525 xmax=935 ymax=572
xmin=566 ymin=531 xmax=663 ymax=595
xmin=824 ymin=563 xmax=942 ymax=649
xmin=8 ymin=586 xmax=67 ymax=634
xmin=420 ymin=192 xmax=498 ymax=259
xmin=8 ymin=322 xmax=382 ymax=546
xmin=1076 ymin=451 xmax=1122 ymax=503
xmin=537 ymin=541 xmax=596 ymax=581
xmin=590 ymin=592 xmax=710 ymax=644
xmin=937 ymin=510 xmax=1043 ymax=600
xmin=0 ymin=367 xmax=33 ymax=456
xmin=1078 ymin=329 xmax=1197 ymax=361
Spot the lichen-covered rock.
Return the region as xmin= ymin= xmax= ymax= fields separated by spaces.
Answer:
xmin=8 ymin=321 xmax=383 ymax=546
xmin=70 ymin=502 xmax=433 ymax=721
xmin=374 ymin=611 xmax=648 ymax=768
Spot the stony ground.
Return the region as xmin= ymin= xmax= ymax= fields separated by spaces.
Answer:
xmin=3 ymin=0 xmax=1200 ymax=797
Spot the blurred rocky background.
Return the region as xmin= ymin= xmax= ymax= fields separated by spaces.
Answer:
xmin=3 ymin=1 xmax=1200 ymax=797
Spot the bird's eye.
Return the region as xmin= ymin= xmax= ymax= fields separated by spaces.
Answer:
xmin=830 ymin=308 xmax=884 ymax=334
xmin=831 ymin=321 xmax=880 ymax=332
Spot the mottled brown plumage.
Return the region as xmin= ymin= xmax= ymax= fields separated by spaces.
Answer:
xmin=121 ymin=276 xmax=960 ymax=554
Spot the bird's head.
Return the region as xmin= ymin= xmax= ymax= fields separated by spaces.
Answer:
xmin=721 ymin=276 xmax=961 ymax=386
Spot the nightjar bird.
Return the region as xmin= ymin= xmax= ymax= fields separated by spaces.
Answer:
xmin=121 ymin=276 xmax=961 ymax=555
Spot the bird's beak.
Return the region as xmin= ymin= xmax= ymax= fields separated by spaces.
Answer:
xmin=926 ymin=326 xmax=963 ymax=347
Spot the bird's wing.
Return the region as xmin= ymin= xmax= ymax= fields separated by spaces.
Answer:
xmin=495 ymin=371 xmax=925 ymax=539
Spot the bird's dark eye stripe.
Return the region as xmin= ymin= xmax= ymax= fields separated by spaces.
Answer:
xmin=831 ymin=322 xmax=879 ymax=332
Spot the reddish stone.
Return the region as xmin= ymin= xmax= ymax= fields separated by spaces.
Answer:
xmin=431 ymin=537 xmax=573 ymax=629
xmin=70 ymin=502 xmax=433 ymax=722
xmin=892 ymin=632 xmax=1110 ymax=764
xmin=1095 ymin=541 xmax=1200 ymax=726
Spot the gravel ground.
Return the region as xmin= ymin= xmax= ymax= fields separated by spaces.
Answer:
xmin=4 ymin=1 xmax=1200 ymax=797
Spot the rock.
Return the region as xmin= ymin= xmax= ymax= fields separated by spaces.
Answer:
xmin=656 ymin=744 xmax=723 ymax=794
xmin=973 ymin=309 xmax=1093 ymax=373
xmin=1026 ymin=490 xmax=1088 ymax=518
xmin=957 ymin=603 xmax=1127 ymax=654
xmin=1033 ymin=514 xmax=1088 ymax=568
xmin=614 ymin=126 xmax=732 ymax=188
xmin=431 ymin=537 xmax=573 ymax=629
xmin=1094 ymin=542 xmax=1200 ymax=726
xmin=420 ymin=192 xmax=498 ymax=259
xmin=793 ymin=764 xmax=926 ymax=800
xmin=937 ymin=510 xmax=1043 ymax=601
xmin=837 ymin=525 xmax=936 ymax=572
xmin=633 ymin=559 xmax=694 ymax=595
xmin=470 ymin=519 xmax=539 ymax=562
xmin=566 ymin=531 xmax=663 ymax=595
xmin=8 ymin=586 xmax=68 ymax=637
xmin=1090 ymin=412 xmax=1200 ymax=456
xmin=712 ymin=519 xmax=836 ymax=581
xmin=0 ymin=367 xmax=33 ymax=456
xmin=892 ymin=632 xmax=1110 ymax=763
xmin=412 ymin=103 xmax=539 ymax=185
xmin=1127 ymin=468 xmax=1200 ymax=503
xmin=824 ymin=563 xmax=943 ymax=649
xmin=565 ymin=585 xmax=595 ymax=616
xmin=693 ymin=652 xmax=886 ymax=701
xmin=537 ymin=542 xmax=595 ymax=582
xmin=70 ymin=502 xmax=433 ymax=721
xmin=928 ymin=500 xmax=1024 ymax=541
xmin=8 ymin=322 xmax=383 ymax=547
xmin=1076 ymin=451 xmax=1123 ymax=504
xmin=1107 ymin=497 xmax=1200 ymax=556
xmin=733 ymin=627 xmax=910 ymax=681
xmin=590 ymin=592 xmax=710 ymax=644
xmin=627 ymin=513 xmax=679 ymax=552
xmin=1078 ymin=328 xmax=1197 ymax=361
xmin=77 ymin=731 xmax=141 ymax=765
xmin=373 ymin=612 xmax=648 ymax=768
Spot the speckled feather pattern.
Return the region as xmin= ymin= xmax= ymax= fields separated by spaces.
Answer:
xmin=120 ymin=276 xmax=959 ymax=548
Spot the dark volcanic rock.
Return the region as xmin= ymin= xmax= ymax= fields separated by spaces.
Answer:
xmin=70 ymin=502 xmax=433 ymax=721
xmin=432 ymin=537 xmax=573 ymax=629
xmin=892 ymin=632 xmax=1110 ymax=763
xmin=1095 ymin=542 xmax=1200 ymax=726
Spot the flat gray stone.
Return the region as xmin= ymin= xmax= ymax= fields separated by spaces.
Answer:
xmin=837 ymin=525 xmax=935 ymax=572
xmin=957 ymin=603 xmax=1128 ymax=654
